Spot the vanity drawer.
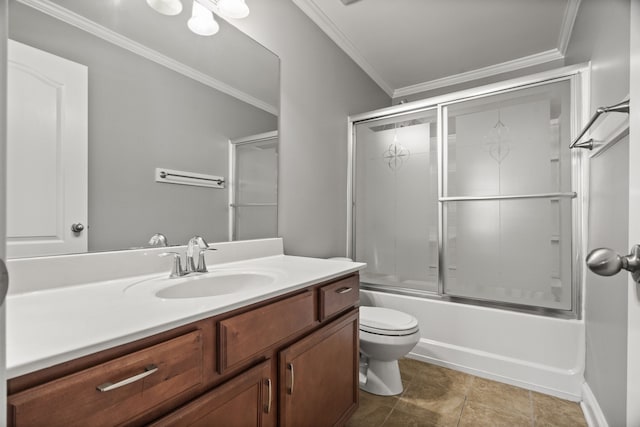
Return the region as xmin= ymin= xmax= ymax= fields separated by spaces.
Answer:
xmin=218 ymin=291 xmax=316 ymax=374
xmin=319 ymin=274 xmax=359 ymax=321
xmin=8 ymin=330 xmax=204 ymax=427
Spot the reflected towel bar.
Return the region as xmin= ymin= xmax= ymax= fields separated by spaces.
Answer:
xmin=155 ymin=168 xmax=225 ymax=188
xmin=440 ymin=192 xmax=577 ymax=202
xmin=569 ymin=100 xmax=630 ymax=150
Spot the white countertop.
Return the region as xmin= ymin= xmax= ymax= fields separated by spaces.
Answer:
xmin=6 ymin=254 xmax=364 ymax=379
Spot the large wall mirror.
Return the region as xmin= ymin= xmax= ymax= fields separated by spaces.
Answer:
xmin=7 ymin=0 xmax=279 ymax=258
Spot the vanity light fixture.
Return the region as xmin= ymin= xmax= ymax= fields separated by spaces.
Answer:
xmin=147 ymin=0 xmax=250 ymax=36
xmin=146 ymin=0 xmax=183 ymax=16
xmin=188 ymin=1 xmax=220 ymax=36
xmin=217 ymin=0 xmax=250 ymax=19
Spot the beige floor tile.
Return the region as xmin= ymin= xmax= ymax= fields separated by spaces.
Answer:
xmin=359 ymin=389 xmax=400 ymax=407
xmin=410 ymin=362 xmax=475 ymax=395
xmin=459 ymin=401 xmax=533 ymax=427
xmin=399 ymin=357 xmax=428 ymax=384
xmin=346 ymin=405 xmax=393 ymax=427
xmin=467 ymin=376 xmax=533 ymax=419
xmin=346 ymin=391 xmax=396 ymax=427
xmin=392 ymin=381 xmax=465 ymax=426
xmin=531 ymin=392 xmax=587 ymax=427
xmin=350 ymin=361 xmax=588 ymax=427
xmin=383 ymin=407 xmax=458 ymax=427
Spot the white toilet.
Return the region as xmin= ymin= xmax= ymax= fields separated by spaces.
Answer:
xmin=359 ymin=306 xmax=420 ymax=396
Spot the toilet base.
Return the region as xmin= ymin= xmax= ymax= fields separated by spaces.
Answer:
xmin=359 ymin=359 xmax=403 ymax=396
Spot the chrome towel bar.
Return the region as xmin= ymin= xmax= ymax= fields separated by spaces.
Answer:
xmin=570 ymin=99 xmax=630 ymax=150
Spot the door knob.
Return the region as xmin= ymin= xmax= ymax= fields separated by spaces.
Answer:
xmin=586 ymin=245 xmax=640 ymax=283
xmin=0 ymin=259 xmax=8 ymax=306
xmin=71 ymin=223 xmax=85 ymax=233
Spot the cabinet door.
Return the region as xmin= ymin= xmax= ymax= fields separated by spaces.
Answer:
xmin=151 ymin=360 xmax=274 ymax=427
xmin=8 ymin=330 xmax=204 ymax=427
xmin=279 ymin=310 xmax=359 ymax=427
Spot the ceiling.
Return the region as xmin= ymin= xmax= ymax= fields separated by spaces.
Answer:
xmin=292 ymin=0 xmax=580 ymax=98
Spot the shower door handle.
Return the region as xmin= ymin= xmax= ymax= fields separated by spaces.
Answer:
xmin=586 ymin=245 xmax=640 ymax=283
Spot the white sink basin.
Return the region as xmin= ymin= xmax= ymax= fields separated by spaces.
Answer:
xmin=124 ymin=269 xmax=282 ymax=299
xmin=156 ymin=273 xmax=274 ymax=299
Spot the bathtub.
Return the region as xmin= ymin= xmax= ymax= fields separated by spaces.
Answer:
xmin=360 ymin=289 xmax=585 ymax=400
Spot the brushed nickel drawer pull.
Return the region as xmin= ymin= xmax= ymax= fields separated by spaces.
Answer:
xmin=264 ymin=378 xmax=272 ymax=413
xmin=96 ymin=364 xmax=158 ymax=392
xmin=336 ymin=287 xmax=353 ymax=294
xmin=288 ymin=363 xmax=295 ymax=395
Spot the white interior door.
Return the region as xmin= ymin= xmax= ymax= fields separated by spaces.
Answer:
xmin=7 ymin=40 xmax=88 ymax=257
xmin=626 ymin=3 xmax=640 ymax=423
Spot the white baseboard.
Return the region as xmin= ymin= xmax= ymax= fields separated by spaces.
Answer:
xmin=580 ymin=382 xmax=609 ymax=427
xmin=408 ymin=337 xmax=584 ymax=401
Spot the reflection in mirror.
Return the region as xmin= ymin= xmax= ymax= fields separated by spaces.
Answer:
xmin=7 ymin=0 xmax=279 ymax=258
xmin=229 ymin=131 xmax=278 ymax=241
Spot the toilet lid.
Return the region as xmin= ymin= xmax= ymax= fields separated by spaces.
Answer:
xmin=359 ymin=306 xmax=419 ymax=335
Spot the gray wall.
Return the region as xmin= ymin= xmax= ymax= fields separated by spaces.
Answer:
xmin=231 ymin=0 xmax=391 ymax=257
xmin=9 ymin=3 xmax=277 ymax=252
xmin=565 ymin=0 xmax=631 ymax=425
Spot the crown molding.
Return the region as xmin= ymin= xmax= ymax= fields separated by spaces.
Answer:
xmin=290 ymin=0 xmax=394 ymax=97
xmin=294 ymin=0 xmax=580 ymax=101
xmin=392 ymin=48 xmax=564 ymax=99
xmin=558 ymin=0 xmax=581 ymax=55
xmin=16 ymin=0 xmax=278 ymax=115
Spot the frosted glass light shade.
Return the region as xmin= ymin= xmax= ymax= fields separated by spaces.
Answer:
xmin=217 ymin=0 xmax=250 ymax=19
xmin=146 ymin=0 xmax=183 ymax=16
xmin=188 ymin=1 xmax=219 ymax=36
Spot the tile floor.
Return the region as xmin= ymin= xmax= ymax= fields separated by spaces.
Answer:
xmin=347 ymin=358 xmax=587 ymax=427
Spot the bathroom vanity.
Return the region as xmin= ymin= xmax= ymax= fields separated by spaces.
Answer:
xmin=5 ymin=239 xmax=363 ymax=426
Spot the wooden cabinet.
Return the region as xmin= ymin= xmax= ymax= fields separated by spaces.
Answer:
xmin=7 ymin=273 xmax=360 ymax=427
xmin=279 ymin=311 xmax=359 ymax=427
xmin=318 ymin=275 xmax=359 ymax=321
xmin=150 ymin=360 xmax=275 ymax=427
xmin=218 ymin=290 xmax=316 ymax=374
xmin=8 ymin=330 xmax=204 ymax=427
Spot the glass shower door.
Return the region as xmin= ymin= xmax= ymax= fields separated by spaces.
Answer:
xmin=354 ymin=109 xmax=439 ymax=293
xmin=230 ymin=132 xmax=278 ymax=241
xmin=441 ymin=80 xmax=575 ymax=309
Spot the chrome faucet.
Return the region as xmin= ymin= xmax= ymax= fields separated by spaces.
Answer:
xmin=185 ymin=236 xmax=216 ymax=274
xmin=160 ymin=236 xmax=216 ymax=278
xmin=160 ymin=252 xmax=184 ymax=278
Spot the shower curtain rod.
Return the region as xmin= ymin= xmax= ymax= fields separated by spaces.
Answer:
xmin=569 ymin=99 xmax=630 ymax=150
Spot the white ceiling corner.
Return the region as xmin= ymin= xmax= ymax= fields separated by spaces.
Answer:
xmin=558 ymin=0 xmax=582 ymax=55
xmin=294 ymin=0 xmax=582 ymax=101
xmin=290 ymin=0 xmax=394 ymax=96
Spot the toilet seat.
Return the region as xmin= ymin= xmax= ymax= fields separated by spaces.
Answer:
xmin=359 ymin=306 xmax=419 ymax=336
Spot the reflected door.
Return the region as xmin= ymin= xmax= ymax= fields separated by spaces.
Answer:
xmin=7 ymin=40 xmax=88 ymax=257
xmin=229 ymin=131 xmax=278 ymax=241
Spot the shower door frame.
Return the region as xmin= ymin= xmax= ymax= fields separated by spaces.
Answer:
xmin=347 ymin=63 xmax=590 ymax=319
xmin=228 ymin=130 xmax=279 ymax=241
